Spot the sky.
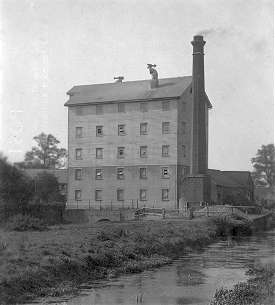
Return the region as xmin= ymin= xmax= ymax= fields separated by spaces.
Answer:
xmin=0 ymin=0 xmax=274 ymax=171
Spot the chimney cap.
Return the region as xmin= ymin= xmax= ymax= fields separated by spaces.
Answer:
xmin=193 ymin=35 xmax=204 ymax=40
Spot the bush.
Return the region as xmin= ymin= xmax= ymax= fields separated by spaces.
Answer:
xmin=5 ymin=214 xmax=48 ymax=231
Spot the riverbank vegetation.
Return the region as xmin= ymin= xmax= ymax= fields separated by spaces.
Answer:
xmin=0 ymin=216 xmax=252 ymax=305
xmin=210 ymin=262 xmax=275 ymax=305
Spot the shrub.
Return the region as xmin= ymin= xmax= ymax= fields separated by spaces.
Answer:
xmin=5 ymin=214 xmax=48 ymax=231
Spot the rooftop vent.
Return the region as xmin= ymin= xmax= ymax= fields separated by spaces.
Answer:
xmin=114 ymin=76 xmax=124 ymax=83
xmin=147 ymin=64 xmax=159 ymax=89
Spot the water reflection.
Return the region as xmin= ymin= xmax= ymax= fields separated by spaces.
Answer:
xmin=30 ymin=229 xmax=275 ymax=305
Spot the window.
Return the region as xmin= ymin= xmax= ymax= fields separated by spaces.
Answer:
xmin=95 ymin=190 xmax=102 ymax=201
xmin=95 ymin=168 xmax=103 ymax=180
xmin=75 ymin=148 xmax=82 ymax=160
xmin=75 ymin=190 xmax=81 ymax=200
xmin=76 ymin=127 xmax=83 ymax=138
xmin=161 ymin=167 xmax=169 ymax=178
xmin=162 ymin=101 xmax=170 ymax=111
xmin=118 ymin=124 xmax=126 ymax=136
xmin=139 ymin=189 xmax=147 ymax=201
xmin=140 ymin=123 xmax=148 ymax=135
xmin=182 ymin=122 xmax=186 ymax=134
xmin=162 ymin=189 xmax=169 ymax=201
xmin=96 ymin=148 xmax=103 ymax=159
xmin=117 ymin=189 xmax=124 ymax=201
xmin=75 ymin=169 xmax=82 ymax=180
xmin=117 ymin=147 xmax=125 ymax=159
xmin=162 ymin=145 xmax=169 ymax=157
xmin=140 ymin=146 xmax=147 ymax=158
xmin=96 ymin=126 xmax=103 ymax=137
xmin=117 ymin=168 xmax=125 ymax=180
xmin=96 ymin=105 xmax=103 ymax=115
xmin=162 ymin=122 xmax=170 ymax=134
xmin=118 ymin=103 xmax=125 ymax=113
xmin=140 ymin=102 xmax=148 ymax=112
xmin=139 ymin=168 xmax=147 ymax=179
xmin=182 ymin=145 xmax=186 ymax=157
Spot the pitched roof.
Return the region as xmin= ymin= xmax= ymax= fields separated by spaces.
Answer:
xmin=208 ymin=169 xmax=240 ymax=187
xmin=65 ymin=77 xmax=193 ymax=106
xmin=23 ymin=169 xmax=67 ymax=184
xmin=222 ymin=171 xmax=252 ymax=187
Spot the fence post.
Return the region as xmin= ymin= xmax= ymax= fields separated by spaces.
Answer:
xmin=77 ymin=200 xmax=79 ymax=209
xmin=137 ymin=199 xmax=139 ymax=209
xmin=162 ymin=208 xmax=166 ymax=219
xmin=206 ymin=206 xmax=209 ymax=217
xmin=89 ymin=200 xmax=91 ymax=210
xmin=131 ymin=199 xmax=134 ymax=209
xmin=100 ymin=200 xmax=102 ymax=210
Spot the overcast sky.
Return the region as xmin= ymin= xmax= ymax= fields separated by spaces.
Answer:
xmin=0 ymin=0 xmax=274 ymax=171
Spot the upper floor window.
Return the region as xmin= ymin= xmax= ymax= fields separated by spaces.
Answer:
xmin=96 ymin=148 xmax=103 ymax=159
xmin=140 ymin=146 xmax=148 ymax=158
xmin=76 ymin=127 xmax=83 ymax=138
xmin=162 ymin=101 xmax=170 ymax=111
xmin=117 ymin=189 xmax=124 ymax=201
xmin=75 ymin=168 xmax=82 ymax=180
xmin=162 ymin=122 xmax=170 ymax=134
xmin=95 ymin=189 xmax=103 ymax=201
xmin=140 ymin=168 xmax=147 ymax=179
xmin=161 ymin=167 xmax=169 ymax=179
xmin=96 ymin=125 xmax=103 ymax=137
xmin=162 ymin=145 xmax=169 ymax=157
xmin=140 ymin=102 xmax=148 ymax=112
xmin=162 ymin=188 xmax=169 ymax=201
xmin=117 ymin=147 xmax=125 ymax=159
xmin=139 ymin=189 xmax=147 ymax=201
xmin=117 ymin=168 xmax=125 ymax=180
xmin=95 ymin=168 xmax=103 ymax=180
xmin=75 ymin=189 xmax=82 ymax=201
xmin=118 ymin=124 xmax=126 ymax=136
xmin=75 ymin=148 xmax=82 ymax=160
xmin=96 ymin=105 xmax=103 ymax=115
xmin=140 ymin=123 xmax=148 ymax=135
xmin=118 ymin=103 xmax=125 ymax=113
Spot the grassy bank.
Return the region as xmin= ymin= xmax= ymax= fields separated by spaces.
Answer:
xmin=210 ymin=262 xmax=275 ymax=305
xmin=0 ymin=217 xmax=251 ymax=305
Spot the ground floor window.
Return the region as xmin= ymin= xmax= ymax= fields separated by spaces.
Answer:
xmin=75 ymin=189 xmax=81 ymax=200
xmin=162 ymin=188 xmax=169 ymax=201
xmin=95 ymin=189 xmax=103 ymax=201
xmin=117 ymin=189 xmax=124 ymax=201
xmin=139 ymin=189 xmax=147 ymax=201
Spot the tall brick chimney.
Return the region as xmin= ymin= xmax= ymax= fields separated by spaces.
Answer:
xmin=191 ymin=35 xmax=208 ymax=175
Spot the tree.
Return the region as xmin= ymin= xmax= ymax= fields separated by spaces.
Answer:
xmin=251 ymin=144 xmax=275 ymax=187
xmin=0 ymin=153 xmax=34 ymax=206
xmin=21 ymin=133 xmax=67 ymax=169
xmin=33 ymin=172 xmax=65 ymax=203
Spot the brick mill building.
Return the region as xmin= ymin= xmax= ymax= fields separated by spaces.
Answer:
xmin=65 ymin=35 xmax=212 ymax=209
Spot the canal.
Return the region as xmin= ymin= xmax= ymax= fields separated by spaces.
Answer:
xmin=32 ymin=228 xmax=275 ymax=305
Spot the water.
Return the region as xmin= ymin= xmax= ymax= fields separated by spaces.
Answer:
xmin=33 ymin=229 xmax=275 ymax=305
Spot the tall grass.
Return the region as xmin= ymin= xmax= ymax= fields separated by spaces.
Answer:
xmin=0 ymin=217 xmax=251 ymax=304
